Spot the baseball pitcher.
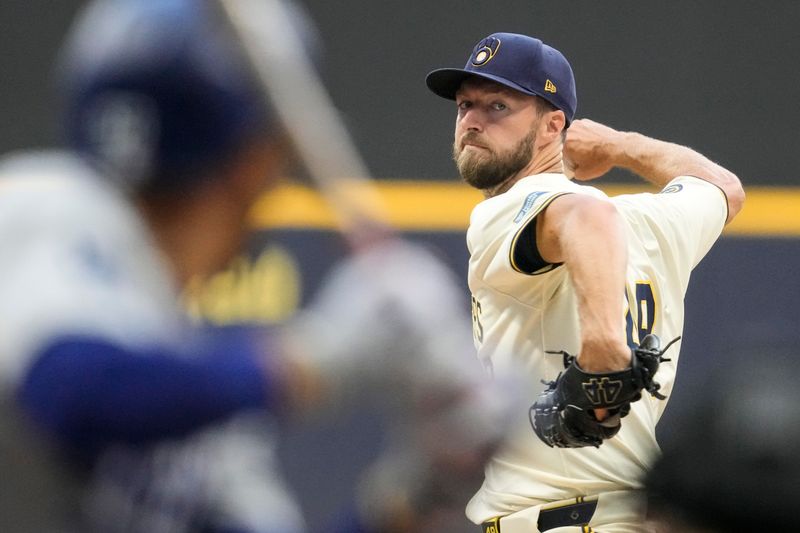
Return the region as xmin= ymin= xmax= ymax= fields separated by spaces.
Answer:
xmin=426 ymin=32 xmax=744 ymax=532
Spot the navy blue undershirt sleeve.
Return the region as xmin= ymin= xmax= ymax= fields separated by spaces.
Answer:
xmin=17 ymin=331 xmax=279 ymax=456
xmin=513 ymin=215 xmax=554 ymax=274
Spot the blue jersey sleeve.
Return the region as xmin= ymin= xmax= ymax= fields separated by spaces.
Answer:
xmin=328 ymin=503 xmax=375 ymax=533
xmin=17 ymin=330 xmax=280 ymax=458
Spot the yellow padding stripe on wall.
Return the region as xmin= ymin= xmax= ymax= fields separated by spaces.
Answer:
xmin=249 ymin=181 xmax=800 ymax=237
xmin=723 ymin=187 xmax=800 ymax=237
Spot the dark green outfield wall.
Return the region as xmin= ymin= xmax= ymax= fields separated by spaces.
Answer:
xmin=2 ymin=0 xmax=799 ymax=185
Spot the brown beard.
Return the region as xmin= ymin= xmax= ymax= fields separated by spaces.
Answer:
xmin=453 ymin=127 xmax=536 ymax=190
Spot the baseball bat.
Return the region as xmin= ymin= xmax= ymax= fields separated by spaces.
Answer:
xmin=212 ymin=0 xmax=394 ymax=249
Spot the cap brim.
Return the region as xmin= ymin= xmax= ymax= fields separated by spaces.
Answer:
xmin=425 ymin=68 xmax=537 ymax=100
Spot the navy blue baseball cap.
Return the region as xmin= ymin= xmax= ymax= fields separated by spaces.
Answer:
xmin=426 ymin=32 xmax=577 ymax=125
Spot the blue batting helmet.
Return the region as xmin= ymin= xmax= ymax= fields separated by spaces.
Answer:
xmin=59 ymin=0 xmax=275 ymax=192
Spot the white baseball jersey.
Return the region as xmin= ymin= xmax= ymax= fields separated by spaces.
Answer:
xmin=0 ymin=151 xmax=305 ymax=533
xmin=465 ymin=172 xmax=727 ymax=523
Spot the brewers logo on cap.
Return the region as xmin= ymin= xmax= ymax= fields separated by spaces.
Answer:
xmin=471 ymin=37 xmax=501 ymax=66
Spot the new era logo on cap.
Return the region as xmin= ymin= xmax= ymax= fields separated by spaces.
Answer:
xmin=426 ymin=32 xmax=577 ymax=125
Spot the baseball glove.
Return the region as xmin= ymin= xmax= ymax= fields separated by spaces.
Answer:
xmin=530 ymin=334 xmax=679 ymax=448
